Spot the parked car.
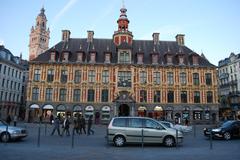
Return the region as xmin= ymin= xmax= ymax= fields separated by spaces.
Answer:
xmin=107 ymin=117 xmax=183 ymax=147
xmin=203 ymin=120 xmax=240 ymax=140
xmin=0 ymin=119 xmax=28 ymax=142
xmin=159 ymin=121 xmax=192 ymax=133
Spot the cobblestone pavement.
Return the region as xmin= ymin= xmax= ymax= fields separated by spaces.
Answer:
xmin=0 ymin=122 xmax=240 ymax=160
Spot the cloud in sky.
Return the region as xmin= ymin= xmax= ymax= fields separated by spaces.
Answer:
xmin=140 ymin=25 xmax=183 ymax=40
xmin=50 ymin=0 xmax=79 ymax=30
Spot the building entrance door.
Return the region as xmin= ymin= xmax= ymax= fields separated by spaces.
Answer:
xmin=119 ymin=104 xmax=130 ymax=116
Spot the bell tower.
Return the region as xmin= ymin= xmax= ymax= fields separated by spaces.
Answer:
xmin=29 ymin=7 xmax=50 ymax=61
xmin=113 ymin=3 xmax=133 ymax=46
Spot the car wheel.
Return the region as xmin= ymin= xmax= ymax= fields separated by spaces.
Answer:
xmin=223 ymin=132 xmax=231 ymax=140
xmin=1 ymin=132 xmax=10 ymax=142
xmin=113 ymin=135 xmax=125 ymax=147
xmin=164 ymin=136 xmax=175 ymax=147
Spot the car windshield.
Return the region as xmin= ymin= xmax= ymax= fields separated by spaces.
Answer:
xmin=0 ymin=120 xmax=8 ymax=126
xmin=221 ymin=121 xmax=234 ymax=128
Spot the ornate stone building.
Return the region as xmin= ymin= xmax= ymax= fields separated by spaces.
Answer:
xmin=29 ymin=7 xmax=50 ymax=61
xmin=26 ymin=6 xmax=218 ymax=124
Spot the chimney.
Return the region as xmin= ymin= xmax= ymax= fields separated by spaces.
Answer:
xmin=87 ymin=31 xmax=94 ymax=43
xmin=152 ymin=33 xmax=160 ymax=45
xmin=62 ymin=30 xmax=71 ymax=41
xmin=176 ymin=34 xmax=185 ymax=46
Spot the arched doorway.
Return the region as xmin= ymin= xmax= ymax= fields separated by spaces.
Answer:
xmin=119 ymin=104 xmax=130 ymax=116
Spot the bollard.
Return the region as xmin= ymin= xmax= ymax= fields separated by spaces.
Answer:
xmin=176 ymin=129 xmax=178 ymax=148
xmin=141 ymin=128 xmax=144 ymax=149
xmin=44 ymin=123 xmax=47 ymax=136
xmin=193 ymin=124 xmax=196 ymax=138
xmin=71 ymin=128 xmax=74 ymax=149
xmin=37 ymin=122 xmax=41 ymax=147
xmin=4 ymin=125 xmax=9 ymax=145
xmin=210 ymin=129 xmax=213 ymax=150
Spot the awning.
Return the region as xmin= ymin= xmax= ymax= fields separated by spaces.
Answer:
xmin=138 ymin=106 xmax=147 ymax=111
xmin=30 ymin=104 xmax=40 ymax=109
xmin=85 ymin=105 xmax=94 ymax=111
xmin=154 ymin=106 xmax=163 ymax=111
xmin=102 ymin=106 xmax=110 ymax=111
xmin=43 ymin=104 xmax=54 ymax=110
xmin=56 ymin=105 xmax=66 ymax=111
xmin=73 ymin=105 xmax=82 ymax=112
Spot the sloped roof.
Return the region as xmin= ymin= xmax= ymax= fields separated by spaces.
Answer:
xmin=33 ymin=38 xmax=215 ymax=67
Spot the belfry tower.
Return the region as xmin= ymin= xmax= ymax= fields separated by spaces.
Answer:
xmin=113 ymin=3 xmax=133 ymax=46
xmin=29 ymin=7 xmax=50 ymax=61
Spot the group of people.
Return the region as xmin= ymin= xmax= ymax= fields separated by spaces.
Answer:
xmin=50 ymin=114 xmax=94 ymax=137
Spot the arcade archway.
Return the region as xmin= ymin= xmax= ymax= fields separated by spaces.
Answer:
xmin=119 ymin=104 xmax=130 ymax=116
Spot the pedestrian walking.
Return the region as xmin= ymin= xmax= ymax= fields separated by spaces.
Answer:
xmin=13 ymin=115 xmax=18 ymax=126
xmin=50 ymin=114 xmax=54 ymax=125
xmin=87 ymin=115 xmax=94 ymax=135
xmin=73 ymin=118 xmax=79 ymax=135
xmin=51 ymin=117 xmax=61 ymax=136
xmin=80 ymin=115 xmax=86 ymax=134
xmin=61 ymin=116 xmax=70 ymax=136
xmin=6 ymin=115 xmax=12 ymax=125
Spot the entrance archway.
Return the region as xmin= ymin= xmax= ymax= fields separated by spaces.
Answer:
xmin=119 ymin=104 xmax=130 ymax=116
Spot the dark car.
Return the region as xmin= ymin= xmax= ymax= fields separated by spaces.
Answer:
xmin=203 ymin=120 xmax=240 ymax=140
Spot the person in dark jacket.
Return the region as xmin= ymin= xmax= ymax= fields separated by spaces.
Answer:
xmin=87 ymin=115 xmax=94 ymax=135
xmin=6 ymin=115 xmax=12 ymax=125
xmin=79 ymin=115 xmax=86 ymax=134
xmin=61 ymin=116 xmax=70 ymax=136
xmin=51 ymin=117 xmax=61 ymax=136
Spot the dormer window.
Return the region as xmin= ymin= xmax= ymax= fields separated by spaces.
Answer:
xmin=119 ymin=50 xmax=131 ymax=64
xmin=90 ymin=52 xmax=96 ymax=63
xmin=167 ymin=55 xmax=173 ymax=65
xmin=152 ymin=54 xmax=158 ymax=64
xmin=193 ymin=55 xmax=199 ymax=65
xmin=63 ymin=52 xmax=69 ymax=62
xmin=179 ymin=56 xmax=184 ymax=65
xmin=137 ymin=54 xmax=143 ymax=64
xmin=50 ymin=52 xmax=55 ymax=61
xmin=77 ymin=52 xmax=83 ymax=62
xmin=104 ymin=53 xmax=111 ymax=63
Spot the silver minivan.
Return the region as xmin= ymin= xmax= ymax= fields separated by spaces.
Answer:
xmin=107 ymin=117 xmax=183 ymax=147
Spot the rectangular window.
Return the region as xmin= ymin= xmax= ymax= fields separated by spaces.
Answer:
xmin=88 ymin=89 xmax=95 ymax=102
xmin=15 ymin=70 xmax=18 ymax=78
xmin=19 ymin=72 xmax=22 ymax=79
xmin=6 ymin=80 xmax=9 ymax=88
xmin=167 ymin=72 xmax=174 ymax=85
xmin=194 ymin=91 xmax=200 ymax=103
xmin=167 ymin=91 xmax=174 ymax=103
xmin=88 ymin=70 xmax=95 ymax=83
xmin=60 ymin=70 xmax=68 ymax=83
xmin=193 ymin=73 xmax=199 ymax=85
xmin=74 ymin=70 xmax=81 ymax=83
xmin=153 ymin=72 xmax=160 ymax=84
xmin=101 ymin=89 xmax=109 ymax=102
xmin=47 ymin=69 xmax=54 ymax=82
xmin=59 ymin=89 xmax=67 ymax=101
xmin=181 ymin=91 xmax=187 ymax=103
xmin=154 ymin=91 xmax=161 ymax=103
xmin=32 ymin=87 xmax=39 ymax=101
xmin=45 ymin=88 xmax=53 ymax=101
xmin=205 ymin=73 xmax=212 ymax=85
xmin=118 ymin=71 xmax=132 ymax=87
xmin=3 ymin=66 xmax=6 ymax=74
xmin=140 ymin=90 xmax=147 ymax=102
xmin=180 ymin=72 xmax=187 ymax=85
xmin=102 ymin=70 xmax=109 ymax=83
xmin=2 ymin=79 xmax=5 ymax=87
xmin=73 ymin=89 xmax=81 ymax=102
xmin=140 ymin=71 xmax=147 ymax=84
xmin=10 ymin=81 xmax=13 ymax=89
xmin=12 ymin=69 xmax=14 ymax=77
xmin=8 ymin=67 xmax=10 ymax=76
xmin=0 ymin=64 xmax=1 ymax=73
xmin=34 ymin=69 xmax=41 ymax=81
xmin=207 ymin=91 xmax=213 ymax=103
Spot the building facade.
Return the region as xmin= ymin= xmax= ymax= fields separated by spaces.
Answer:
xmin=218 ymin=52 xmax=240 ymax=120
xmin=26 ymin=6 xmax=219 ymax=124
xmin=29 ymin=7 xmax=50 ymax=61
xmin=0 ymin=45 xmax=26 ymax=120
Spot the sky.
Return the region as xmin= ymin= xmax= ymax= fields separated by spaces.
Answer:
xmin=1 ymin=0 xmax=240 ymax=65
